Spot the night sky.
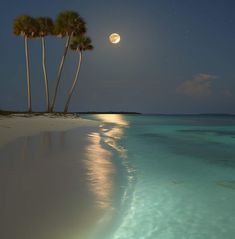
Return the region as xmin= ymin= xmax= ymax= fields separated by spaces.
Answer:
xmin=1 ymin=0 xmax=235 ymax=114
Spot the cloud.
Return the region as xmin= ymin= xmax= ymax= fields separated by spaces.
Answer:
xmin=177 ymin=73 xmax=218 ymax=97
xmin=222 ymin=89 xmax=233 ymax=98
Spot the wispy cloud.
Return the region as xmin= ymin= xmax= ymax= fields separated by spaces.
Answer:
xmin=177 ymin=74 xmax=218 ymax=97
xmin=222 ymin=89 xmax=233 ymax=98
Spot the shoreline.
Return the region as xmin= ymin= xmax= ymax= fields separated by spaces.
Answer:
xmin=0 ymin=114 xmax=100 ymax=148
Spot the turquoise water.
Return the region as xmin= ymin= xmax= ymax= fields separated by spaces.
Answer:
xmin=90 ymin=114 xmax=235 ymax=239
xmin=1 ymin=115 xmax=235 ymax=239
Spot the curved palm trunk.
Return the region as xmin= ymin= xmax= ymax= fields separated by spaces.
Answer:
xmin=41 ymin=37 xmax=50 ymax=112
xmin=24 ymin=36 xmax=32 ymax=113
xmin=50 ymin=35 xmax=72 ymax=112
xmin=64 ymin=51 xmax=83 ymax=113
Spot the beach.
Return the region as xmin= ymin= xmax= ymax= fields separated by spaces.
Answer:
xmin=1 ymin=114 xmax=235 ymax=239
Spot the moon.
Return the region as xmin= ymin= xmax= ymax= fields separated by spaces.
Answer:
xmin=109 ymin=33 xmax=121 ymax=44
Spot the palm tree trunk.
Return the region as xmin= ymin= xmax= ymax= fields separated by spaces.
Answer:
xmin=24 ymin=36 xmax=32 ymax=113
xmin=41 ymin=37 xmax=50 ymax=112
xmin=50 ymin=35 xmax=72 ymax=112
xmin=64 ymin=51 xmax=83 ymax=113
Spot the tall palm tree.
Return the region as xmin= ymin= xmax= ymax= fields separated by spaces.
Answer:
xmin=13 ymin=15 xmax=38 ymax=112
xmin=50 ymin=11 xmax=86 ymax=112
xmin=36 ymin=17 xmax=54 ymax=112
xmin=64 ymin=35 xmax=93 ymax=113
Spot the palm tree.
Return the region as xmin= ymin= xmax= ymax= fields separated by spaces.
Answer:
xmin=36 ymin=17 xmax=54 ymax=112
xmin=13 ymin=15 xmax=38 ymax=112
xmin=64 ymin=35 xmax=93 ymax=113
xmin=50 ymin=11 xmax=86 ymax=112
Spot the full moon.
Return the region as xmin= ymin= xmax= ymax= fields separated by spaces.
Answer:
xmin=109 ymin=33 xmax=121 ymax=44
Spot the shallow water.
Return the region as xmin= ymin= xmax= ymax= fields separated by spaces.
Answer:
xmin=1 ymin=115 xmax=235 ymax=239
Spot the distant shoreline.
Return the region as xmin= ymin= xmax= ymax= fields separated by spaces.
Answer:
xmin=1 ymin=110 xmax=235 ymax=116
xmin=144 ymin=113 xmax=235 ymax=116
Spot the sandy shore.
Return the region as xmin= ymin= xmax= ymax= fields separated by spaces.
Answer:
xmin=0 ymin=114 xmax=100 ymax=147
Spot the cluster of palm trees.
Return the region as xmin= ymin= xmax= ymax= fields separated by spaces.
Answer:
xmin=13 ymin=11 xmax=93 ymax=113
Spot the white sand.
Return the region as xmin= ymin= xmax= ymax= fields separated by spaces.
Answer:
xmin=0 ymin=114 xmax=100 ymax=147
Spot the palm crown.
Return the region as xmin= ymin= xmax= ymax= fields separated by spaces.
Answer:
xmin=54 ymin=11 xmax=86 ymax=37
xmin=13 ymin=15 xmax=38 ymax=38
xmin=36 ymin=17 xmax=54 ymax=37
xmin=70 ymin=35 xmax=93 ymax=51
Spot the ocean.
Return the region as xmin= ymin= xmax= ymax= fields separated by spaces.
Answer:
xmin=1 ymin=114 xmax=235 ymax=239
